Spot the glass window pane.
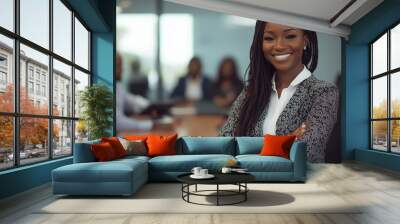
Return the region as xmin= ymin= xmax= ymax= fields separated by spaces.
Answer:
xmin=53 ymin=59 xmax=72 ymax=117
xmin=0 ymin=0 xmax=14 ymax=31
xmin=20 ymin=0 xmax=49 ymax=49
xmin=74 ymin=69 xmax=89 ymax=118
xmin=117 ymin=14 xmax=157 ymax=99
xmin=20 ymin=44 xmax=49 ymax=115
xmin=53 ymin=0 xmax=72 ymax=60
xmin=20 ymin=117 xmax=49 ymax=165
xmin=372 ymin=77 xmax=387 ymax=119
xmin=75 ymin=120 xmax=88 ymax=143
xmin=0 ymin=116 xmax=13 ymax=170
xmin=372 ymin=121 xmax=388 ymax=151
xmin=53 ymin=119 xmax=72 ymax=157
xmin=391 ymin=24 xmax=400 ymax=70
xmin=391 ymin=72 xmax=400 ymax=118
xmin=160 ymin=14 xmax=194 ymax=94
xmin=391 ymin=120 xmax=400 ymax=153
xmin=0 ymin=35 xmax=14 ymax=112
xmin=75 ymin=18 xmax=89 ymax=70
xmin=372 ymin=33 xmax=387 ymax=76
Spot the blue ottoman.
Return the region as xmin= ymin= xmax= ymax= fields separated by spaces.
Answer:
xmin=52 ymin=156 xmax=148 ymax=196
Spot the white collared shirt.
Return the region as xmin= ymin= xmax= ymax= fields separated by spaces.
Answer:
xmin=116 ymin=82 xmax=153 ymax=131
xmin=185 ymin=76 xmax=203 ymax=100
xmin=262 ymin=66 xmax=311 ymax=135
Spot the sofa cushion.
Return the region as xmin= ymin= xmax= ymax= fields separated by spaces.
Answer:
xmin=119 ymin=138 xmax=147 ymax=156
xmin=73 ymin=139 xmax=101 ymax=163
xmin=115 ymin=155 xmax=150 ymax=163
xmin=260 ymin=134 xmax=296 ymax=159
xmin=148 ymin=154 xmax=235 ymax=172
xmin=91 ymin=142 xmax=118 ymax=161
xmin=147 ymin=134 xmax=178 ymax=157
xmin=235 ymin=137 xmax=263 ymax=155
xmin=177 ymin=137 xmax=235 ymax=155
xmin=53 ymin=158 xmax=147 ymax=183
xmin=101 ymin=137 xmax=127 ymax=158
xmin=236 ymin=155 xmax=293 ymax=172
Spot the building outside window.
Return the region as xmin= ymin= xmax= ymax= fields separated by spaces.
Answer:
xmin=41 ymin=85 xmax=46 ymax=97
xmin=28 ymin=66 xmax=34 ymax=80
xmin=0 ymin=54 xmax=7 ymax=67
xmin=41 ymin=73 xmax=46 ymax=83
xmin=0 ymin=71 xmax=6 ymax=84
xmin=0 ymin=54 xmax=7 ymax=88
xmin=35 ymin=83 xmax=40 ymax=95
xmin=28 ymin=81 xmax=34 ymax=94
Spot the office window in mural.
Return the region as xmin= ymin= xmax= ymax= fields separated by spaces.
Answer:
xmin=0 ymin=0 xmax=91 ymax=170
xmin=371 ymin=22 xmax=400 ymax=153
xmin=117 ymin=0 xmax=342 ymax=163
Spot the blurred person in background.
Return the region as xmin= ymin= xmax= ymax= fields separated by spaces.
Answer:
xmin=170 ymin=57 xmax=214 ymax=102
xmin=116 ymin=52 xmax=153 ymax=131
xmin=127 ymin=59 xmax=149 ymax=98
xmin=117 ymin=53 xmax=173 ymax=132
xmin=213 ymin=57 xmax=243 ymax=108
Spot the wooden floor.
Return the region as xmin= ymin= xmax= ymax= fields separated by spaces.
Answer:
xmin=1 ymin=162 xmax=400 ymax=224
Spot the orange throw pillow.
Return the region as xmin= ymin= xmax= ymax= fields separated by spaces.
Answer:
xmin=91 ymin=142 xmax=117 ymax=161
xmin=259 ymin=134 xmax=296 ymax=159
xmin=124 ymin=135 xmax=148 ymax=141
xmin=101 ymin=137 xmax=126 ymax=158
xmin=146 ymin=133 xmax=178 ymax=157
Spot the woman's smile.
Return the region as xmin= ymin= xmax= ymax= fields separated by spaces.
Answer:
xmin=273 ymin=53 xmax=292 ymax=62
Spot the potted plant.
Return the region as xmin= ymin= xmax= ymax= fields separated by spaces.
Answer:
xmin=79 ymin=84 xmax=113 ymax=140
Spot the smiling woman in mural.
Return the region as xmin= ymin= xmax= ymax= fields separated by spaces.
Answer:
xmin=219 ymin=21 xmax=339 ymax=163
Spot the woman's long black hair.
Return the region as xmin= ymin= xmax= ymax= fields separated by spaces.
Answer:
xmin=234 ymin=21 xmax=318 ymax=136
xmin=215 ymin=57 xmax=242 ymax=89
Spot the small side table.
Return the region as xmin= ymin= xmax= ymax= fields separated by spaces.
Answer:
xmin=177 ymin=173 xmax=255 ymax=206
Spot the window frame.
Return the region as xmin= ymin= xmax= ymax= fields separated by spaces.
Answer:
xmin=370 ymin=20 xmax=400 ymax=154
xmin=0 ymin=0 xmax=92 ymax=171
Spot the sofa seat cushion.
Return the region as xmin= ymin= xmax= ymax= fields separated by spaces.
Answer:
xmin=149 ymin=154 xmax=235 ymax=172
xmin=117 ymin=155 xmax=150 ymax=163
xmin=236 ymin=155 xmax=293 ymax=172
xmin=177 ymin=137 xmax=235 ymax=155
xmin=53 ymin=159 xmax=147 ymax=183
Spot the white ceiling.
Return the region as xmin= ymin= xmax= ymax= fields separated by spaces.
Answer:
xmin=228 ymin=0 xmax=352 ymax=22
xmin=165 ymin=0 xmax=384 ymax=38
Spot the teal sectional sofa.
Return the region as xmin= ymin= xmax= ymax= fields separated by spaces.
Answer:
xmin=52 ymin=137 xmax=306 ymax=196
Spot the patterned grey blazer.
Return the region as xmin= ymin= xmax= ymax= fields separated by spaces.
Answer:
xmin=219 ymin=75 xmax=339 ymax=163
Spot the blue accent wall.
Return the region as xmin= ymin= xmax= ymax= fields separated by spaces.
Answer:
xmin=344 ymin=0 xmax=400 ymax=171
xmin=91 ymin=0 xmax=116 ymax=135
xmin=0 ymin=158 xmax=72 ymax=199
xmin=0 ymin=0 xmax=115 ymax=200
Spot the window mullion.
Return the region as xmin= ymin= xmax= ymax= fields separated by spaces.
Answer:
xmin=48 ymin=0 xmax=54 ymax=160
xmin=71 ymin=10 xmax=76 ymax=155
xmin=388 ymin=30 xmax=391 ymax=152
xmin=13 ymin=0 xmax=20 ymax=167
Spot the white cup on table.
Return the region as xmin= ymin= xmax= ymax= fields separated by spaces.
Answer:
xmin=221 ymin=167 xmax=232 ymax=174
xmin=200 ymin=169 xmax=208 ymax=176
xmin=191 ymin=167 xmax=202 ymax=176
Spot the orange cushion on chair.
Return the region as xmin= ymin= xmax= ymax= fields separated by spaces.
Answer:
xmin=146 ymin=133 xmax=178 ymax=157
xmin=101 ymin=137 xmax=127 ymax=158
xmin=124 ymin=135 xmax=148 ymax=141
xmin=259 ymin=134 xmax=296 ymax=159
xmin=91 ymin=142 xmax=118 ymax=161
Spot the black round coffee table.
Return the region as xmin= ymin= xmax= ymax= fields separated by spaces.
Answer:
xmin=177 ymin=173 xmax=255 ymax=206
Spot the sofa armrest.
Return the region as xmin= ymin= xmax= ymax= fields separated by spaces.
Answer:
xmin=73 ymin=140 xmax=100 ymax=163
xmin=289 ymin=141 xmax=307 ymax=181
